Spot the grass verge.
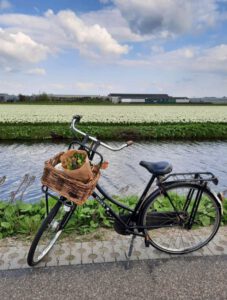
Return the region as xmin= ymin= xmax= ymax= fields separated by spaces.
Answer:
xmin=1 ymin=122 xmax=227 ymax=140
xmin=0 ymin=196 xmax=137 ymax=239
xmin=0 ymin=195 xmax=226 ymax=240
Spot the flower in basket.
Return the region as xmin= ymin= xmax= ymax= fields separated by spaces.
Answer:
xmin=60 ymin=150 xmax=93 ymax=183
xmin=64 ymin=152 xmax=86 ymax=170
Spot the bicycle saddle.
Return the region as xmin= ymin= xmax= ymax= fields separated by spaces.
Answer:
xmin=139 ymin=161 xmax=172 ymax=175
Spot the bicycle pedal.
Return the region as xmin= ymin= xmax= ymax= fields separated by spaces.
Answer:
xmin=144 ymin=235 xmax=150 ymax=247
xmin=145 ymin=240 xmax=150 ymax=247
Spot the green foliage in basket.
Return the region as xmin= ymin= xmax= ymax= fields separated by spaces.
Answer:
xmin=65 ymin=152 xmax=86 ymax=170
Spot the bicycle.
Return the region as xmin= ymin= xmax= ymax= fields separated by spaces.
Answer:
xmin=27 ymin=115 xmax=224 ymax=266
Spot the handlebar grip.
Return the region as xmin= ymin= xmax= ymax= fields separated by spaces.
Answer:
xmin=126 ymin=140 xmax=134 ymax=146
xmin=72 ymin=115 xmax=82 ymax=123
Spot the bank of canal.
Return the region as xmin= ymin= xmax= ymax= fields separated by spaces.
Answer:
xmin=1 ymin=122 xmax=227 ymax=140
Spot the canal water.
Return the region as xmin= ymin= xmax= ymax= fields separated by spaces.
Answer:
xmin=0 ymin=141 xmax=227 ymax=202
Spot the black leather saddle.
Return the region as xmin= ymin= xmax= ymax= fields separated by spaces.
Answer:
xmin=140 ymin=161 xmax=172 ymax=175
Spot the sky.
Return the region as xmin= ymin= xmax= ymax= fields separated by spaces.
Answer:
xmin=0 ymin=0 xmax=227 ymax=97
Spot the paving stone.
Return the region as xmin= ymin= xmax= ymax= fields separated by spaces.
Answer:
xmin=212 ymin=234 xmax=227 ymax=252
xmin=218 ymin=227 xmax=227 ymax=237
xmin=57 ymin=243 xmax=71 ymax=266
xmin=135 ymin=245 xmax=165 ymax=260
xmin=0 ymin=246 xmax=28 ymax=269
xmin=101 ymin=241 xmax=116 ymax=263
xmin=135 ymin=244 xmax=151 ymax=260
xmin=44 ymin=253 xmax=59 ymax=268
xmin=208 ymin=239 xmax=227 ymax=255
xmin=217 ymin=239 xmax=227 ymax=246
xmin=13 ymin=257 xmax=30 ymax=269
xmin=111 ymin=239 xmax=127 ymax=262
xmin=90 ymin=242 xmax=105 ymax=264
xmin=191 ymin=248 xmax=204 ymax=257
xmin=122 ymin=239 xmax=140 ymax=261
xmin=79 ymin=242 xmax=94 ymax=264
xmin=118 ymin=237 xmax=165 ymax=261
xmin=8 ymin=248 xmax=28 ymax=270
xmin=69 ymin=242 xmax=82 ymax=265
xmin=198 ymin=244 xmax=214 ymax=256
xmin=31 ymin=242 xmax=61 ymax=268
xmin=133 ymin=238 xmax=155 ymax=260
xmin=0 ymin=252 xmax=11 ymax=270
xmin=34 ymin=260 xmax=48 ymax=268
xmin=6 ymin=246 xmax=22 ymax=255
xmin=0 ymin=230 xmax=227 ymax=270
xmin=81 ymin=242 xmax=106 ymax=264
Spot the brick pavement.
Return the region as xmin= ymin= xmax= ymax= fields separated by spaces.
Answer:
xmin=0 ymin=227 xmax=227 ymax=270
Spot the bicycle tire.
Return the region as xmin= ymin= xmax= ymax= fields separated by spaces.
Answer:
xmin=27 ymin=200 xmax=75 ymax=266
xmin=140 ymin=182 xmax=221 ymax=254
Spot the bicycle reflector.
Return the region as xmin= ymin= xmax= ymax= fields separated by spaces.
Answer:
xmin=217 ymin=191 xmax=226 ymax=202
xmin=101 ymin=161 xmax=109 ymax=169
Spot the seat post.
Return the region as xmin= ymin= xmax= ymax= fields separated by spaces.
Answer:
xmin=139 ymin=175 xmax=156 ymax=203
xmin=130 ymin=174 xmax=156 ymax=221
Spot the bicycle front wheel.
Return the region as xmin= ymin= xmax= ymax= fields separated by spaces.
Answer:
xmin=27 ymin=200 xmax=76 ymax=266
xmin=141 ymin=182 xmax=221 ymax=254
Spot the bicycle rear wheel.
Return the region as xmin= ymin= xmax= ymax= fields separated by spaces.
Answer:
xmin=27 ymin=200 xmax=76 ymax=266
xmin=141 ymin=182 xmax=221 ymax=254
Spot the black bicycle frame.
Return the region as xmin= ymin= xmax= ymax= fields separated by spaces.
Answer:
xmin=42 ymin=137 xmax=218 ymax=238
xmin=91 ymin=177 xmax=213 ymax=238
xmin=67 ymin=137 xmax=156 ymax=236
xmin=91 ymin=174 xmax=158 ymax=237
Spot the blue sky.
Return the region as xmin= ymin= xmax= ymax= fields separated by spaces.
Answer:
xmin=0 ymin=0 xmax=227 ymax=97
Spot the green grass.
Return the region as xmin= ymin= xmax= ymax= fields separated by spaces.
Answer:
xmin=0 ymin=196 xmax=138 ymax=239
xmin=1 ymin=122 xmax=227 ymax=140
xmin=0 ymin=194 xmax=226 ymax=240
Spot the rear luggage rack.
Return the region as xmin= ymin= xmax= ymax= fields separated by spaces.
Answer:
xmin=161 ymin=172 xmax=218 ymax=185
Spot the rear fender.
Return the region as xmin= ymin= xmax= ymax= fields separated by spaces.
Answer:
xmin=209 ymin=188 xmax=223 ymax=215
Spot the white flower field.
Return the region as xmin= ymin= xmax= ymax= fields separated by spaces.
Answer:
xmin=0 ymin=104 xmax=227 ymax=123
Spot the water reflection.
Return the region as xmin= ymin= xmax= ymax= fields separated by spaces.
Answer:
xmin=0 ymin=140 xmax=227 ymax=202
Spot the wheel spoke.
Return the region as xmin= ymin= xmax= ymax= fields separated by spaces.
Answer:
xmin=27 ymin=201 xmax=75 ymax=266
xmin=143 ymin=183 xmax=220 ymax=254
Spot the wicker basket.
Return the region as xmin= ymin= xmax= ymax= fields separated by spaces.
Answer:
xmin=41 ymin=152 xmax=100 ymax=205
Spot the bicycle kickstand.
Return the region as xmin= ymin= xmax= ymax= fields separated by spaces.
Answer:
xmin=126 ymin=234 xmax=136 ymax=269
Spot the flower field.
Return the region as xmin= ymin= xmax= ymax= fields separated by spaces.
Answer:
xmin=1 ymin=104 xmax=227 ymax=123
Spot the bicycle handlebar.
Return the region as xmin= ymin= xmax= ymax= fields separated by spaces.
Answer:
xmin=70 ymin=115 xmax=133 ymax=151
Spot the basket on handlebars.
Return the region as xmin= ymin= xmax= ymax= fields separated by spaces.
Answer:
xmin=41 ymin=151 xmax=100 ymax=205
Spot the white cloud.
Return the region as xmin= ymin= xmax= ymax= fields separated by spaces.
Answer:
xmin=26 ymin=68 xmax=46 ymax=75
xmin=81 ymin=8 xmax=149 ymax=42
xmin=113 ymin=0 xmax=219 ymax=37
xmin=82 ymin=0 xmax=225 ymax=43
xmin=151 ymin=45 xmax=164 ymax=54
xmin=119 ymin=44 xmax=227 ymax=74
xmin=0 ymin=9 xmax=128 ymax=66
xmin=0 ymin=0 xmax=11 ymax=10
xmin=0 ymin=28 xmax=49 ymax=68
xmin=44 ymin=9 xmax=54 ymax=18
xmin=56 ymin=10 xmax=128 ymax=56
